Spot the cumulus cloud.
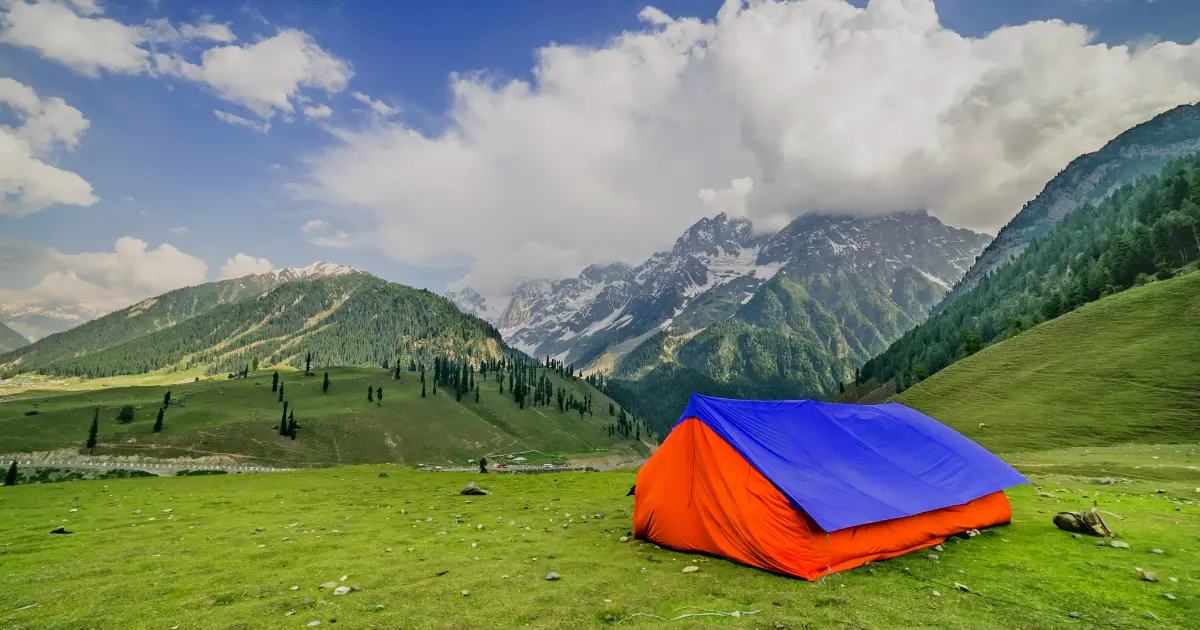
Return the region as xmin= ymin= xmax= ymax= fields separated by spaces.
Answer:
xmin=0 ymin=77 xmax=97 ymax=216
xmin=300 ymin=218 xmax=328 ymax=233
xmin=350 ymin=91 xmax=398 ymax=118
xmin=297 ymin=0 xmax=1200 ymax=297
xmin=1 ymin=3 xmax=347 ymax=123
xmin=218 ymin=253 xmax=273 ymax=279
xmin=155 ymin=28 xmax=352 ymax=119
xmin=0 ymin=0 xmax=148 ymax=75
xmin=0 ymin=236 xmax=208 ymax=318
xmin=303 ymin=103 xmax=332 ymax=119
xmin=213 ymin=109 xmax=270 ymax=133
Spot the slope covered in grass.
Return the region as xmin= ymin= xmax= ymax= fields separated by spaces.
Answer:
xmin=0 ymin=367 xmax=642 ymax=467
xmin=1 ymin=465 xmax=1195 ymax=629
xmin=897 ymin=271 xmax=1200 ymax=454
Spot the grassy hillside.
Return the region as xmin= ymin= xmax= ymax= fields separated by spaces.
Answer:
xmin=0 ymin=320 xmax=28 ymax=353
xmin=897 ymin=270 xmax=1200 ymax=454
xmin=1 ymin=464 xmax=1195 ymax=629
xmin=0 ymin=274 xmax=504 ymax=379
xmin=0 ymin=367 xmax=644 ymax=466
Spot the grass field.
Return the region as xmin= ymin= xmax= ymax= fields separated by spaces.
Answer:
xmin=0 ymin=462 xmax=1195 ymax=630
xmin=897 ymin=271 xmax=1200 ymax=454
xmin=0 ymin=368 xmax=646 ymax=467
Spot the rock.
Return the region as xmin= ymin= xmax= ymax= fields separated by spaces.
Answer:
xmin=49 ymin=527 xmax=71 ymax=535
xmin=1072 ymin=534 xmax=1083 ymax=539
xmin=1168 ymin=577 xmax=1178 ymax=583
xmin=927 ymin=554 xmax=939 ymax=562
xmin=954 ymin=582 xmax=970 ymax=593
xmin=1095 ymin=541 xmax=1107 ymax=547
xmin=378 ymin=472 xmax=389 ymax=478
xmin=1141 ymin=571 xmax=1159 ymax=582
xmin=386 ymin=547 xmax=393 ymax=552
xmin=290 ymin=586 xmax=299 ymax=591
xmin=255 ymin=527 xmax=265 ymax=532
xmin=408 ymin=548 xmax=415 ymax=552
xmin=1165 ymin=593 xmax=1176 ymax=601
xmin=1111 ymin=541 xmax=1130 ymax=549
xmin=461 ymin=482 xmax=488 ymax=496
xmin=1144 ymin=612 xmax=1158 ymax=621
xmin=307 ymin=622 xmax=320 ymax=627
xmin=375 ymin=604 xmax=385 ymax=611
xmin=933 ymin=544 xmax=944 ymax=552
xmin=1151 ymin=548 xmax=1164 ymax=554
xmin=461 ymin=590 xmax=469 ymax=596
xmin=333 ymin=587 xmax=351 ymax=595
xmin=1068 ymin=612 xmax=1080 ymax=619
xmin=340 ymin=575 xmax=348 ymax=581
xmin=285 ymin=610 xmax=295 ymax=616
xmin=682 ymin=566 xmax=700 ymax=573
xmin=1038 ymin=492 xmax=1056 ymax=498
xmin=932 ymin=590 xmax=941 ymax=597
xmin=619 ymin=537 xmax=629 ymax=542
xmin=546 ymin=572 xmax=561 ymax=581
xmin=318 ymin=582 xmax=338 ymax=589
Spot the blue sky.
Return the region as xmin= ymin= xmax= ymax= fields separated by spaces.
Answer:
xmin=2 ymin=0 xmax=1200 ymax=324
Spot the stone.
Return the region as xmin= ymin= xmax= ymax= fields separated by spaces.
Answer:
xmin=1168 ymin=577 xmax=1178 ymax=583
xmin=1144 ymin=612 xmax=1158 ymax=621
xmin=932 ymin=590 xmax=942 ymax=597
xmin=307 ymin=622 xmax=320 ymax=627
xmin=682 ymin=566 xmax=700 ymax=573
xmin=340 ymin=575 xmax=348 ymax=581
xmin=546 ymin=572 xmax=561 ymax=581
xmin=386 ymin=548 xmax=393 ymax=553
xmin=318 ymin=582 xmax=338 ymax=589
xmin=333 ymin=587 xmax=351 ymax=596
xmin=1054 ymin=509 xmax=1113 ymax=537
xmin=619 ymin=537 xmax=628 ymax=542
xmin=1111 ymin=541 xmax=1130 ymax=549
xmin=378 ymin=472 xmax=389 ymax=478
xmin=954 ymin=582 xmax=970 ymax=593
xmin=1151 ymin=548 xmax=1164 ymax=554
xmin=290 ymin=586 xmax=299 ymax=591
xmin=461 ymin=482 xmax=488 ymax=496
xmin=1038 ymin=492 xmax=1056 ymax=498
xmin=1141 ymin=571 xmax=1159 ymax=582
xmin=255 ymin=527 xmax=265 ymax=532
xmin=375 ymin=605 xmax=385 ymax=611
xmin=285 ymin=611 xmax=295 ymax=616
xmin=461 ymin=590 xmax=469 ymax=596
xmin=49 ymin=526 xmax=71 ymax=535
xmin=933 ymin=544 xmax=944 ymax=552
xmin=1165 ymin=593 xmax=1176 ymax=601
xmin=927 ymin=554 xmax=939 ymax=562
xmin=1068 ymin=612 xmax=1080 ymax=619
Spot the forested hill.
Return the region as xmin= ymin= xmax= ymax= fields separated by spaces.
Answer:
xmin=0 ymin=321 xmax=27 ymax=353
xmin=862 ymin=152 xmax=1200 ymax=390
xmin=0 ymin=274 xmax=506 ymax=379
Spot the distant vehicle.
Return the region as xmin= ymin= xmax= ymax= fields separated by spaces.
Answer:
xmin=542 ymin=463 xmax=553 ymax=468
xmin=433 ymin=466 xmax=443 ymax=470
xmin=496 ymin=464 xmax=508 ymax=469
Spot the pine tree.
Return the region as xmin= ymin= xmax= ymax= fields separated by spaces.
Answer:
xmin=288 ymin=415 xmax=297 ymax=439
xmin=377 ymin=386 xmax=383 ymax=404
xmin=163 ymin=390 xmax=171 ymax=408
xmin=272 ymin=371 xmax=279 ymax=392
xmin=86 ymin=407 xmax=98 ymax=453
xmin=281 ymin=401 xmax=289 ymax=430
xmin=279 ymin=382 xmax=285 ymax=402
xmin=4 ymin=461 xmax=16 ymax=486
xmin=153 ymin=407 xmax=164 ymax=433
xmin=475 ymin=388 xmax=480 ymax=403
xmin=252 ymin=357 xmax=259 ymax=372
xmin=479 ymin=456 xmax=488 ymax=474
xmin=322 ymin=372 xmax=330 ymax=395
xmin=368 ymin=386 xmax=374 ymax=402
xmin=305 ymin=352 xmax=312 ymax=376
xmin=421 ymin=381 xmax=427 ymax=398
xmin=279 ymin=413 xmax=288 ymax=436
xmin=839 ymin=381 xmax=845 ymax=394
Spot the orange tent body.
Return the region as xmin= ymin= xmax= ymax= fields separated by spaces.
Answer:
xmin=633 ymin=417 xmax=1014 ymax=580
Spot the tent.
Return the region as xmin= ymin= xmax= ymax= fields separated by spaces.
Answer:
xmin=632 ymin=395 xmax=1028 ymax=580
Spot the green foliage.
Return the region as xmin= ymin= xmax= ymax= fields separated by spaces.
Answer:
xmin=3 ymin=461 xmax=15 ymax=486
xmin=0 ymin=321 xmax=27 ymax=353
xmin=865 ymin=153 xmax=1200 ymax=387
xmin=116 ymin=405 xmax=135 ymax=424
xmin=897 ymin=271 xmax=1200 ymax=454
xmin=1 ymin=275 xmax=506 ymax=380
xmin=605 ymin=363 xmax=738 ymax=438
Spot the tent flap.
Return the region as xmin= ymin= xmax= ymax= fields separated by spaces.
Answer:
xmin=678 ymin=394 xmax=1029 ymax=532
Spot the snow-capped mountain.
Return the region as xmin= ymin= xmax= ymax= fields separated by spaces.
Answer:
xmin=444 ymin=287 xmax=503 ymax=321
xmin=262 ymin=261 xmax=361 ymax=282
xmin=489 ymin=212 xmax=990 ymax=370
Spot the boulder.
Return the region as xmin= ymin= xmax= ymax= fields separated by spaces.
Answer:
xmin=1053 ymin=508 xmax=1113 ymax=537
xmin=461 ymin=482 xmax=488 ymax=496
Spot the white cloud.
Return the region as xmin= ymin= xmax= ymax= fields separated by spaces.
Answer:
xmin=168 ymin=226 xmax=187 ymax=234
xmin=308 ymin=231 xmax=356 ymax=249
xmin=0 ymin=77 xmax=97 ymax=216
xmin=0 ymin=236 xmax=208 ymax=318
xmin=138 ymin=17 xmax=237 ymax=45
xmin=66 ymin=0 xmax=102 ymax=16
xmin=300 ymin=218 xmax=328 ymax=233
xmin=0 ymin=0 xmax=148 ymax=76
xmin=213 ymin=109 xmax=270 ymax=133
xmin=218 ymin=253 xmax=273 ymax=279
xmin=303 ymin=103 xmax=332 ymax=119
xmin=156 ymin=28 xmax=352 ymax=119
xmin=350 ymin=91 xmax=398 ymax=118
xmin=298 ymin=0 xmax=1200 ymax=297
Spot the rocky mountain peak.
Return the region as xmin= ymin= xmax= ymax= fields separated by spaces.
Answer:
xmin=672 ymin=212 xmax=759 ymax=258
xmin=264 ymin=262 xmax=362 ymax=282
